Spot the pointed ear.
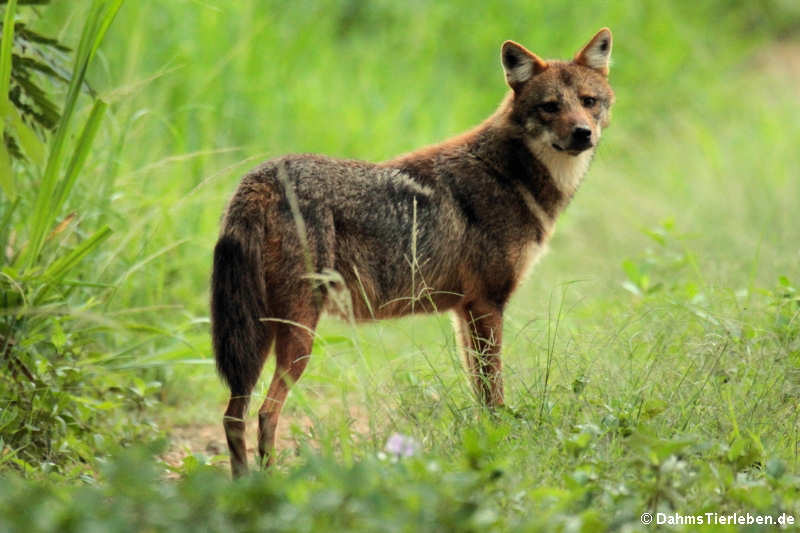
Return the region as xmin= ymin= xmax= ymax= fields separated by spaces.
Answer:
xmin=574 ymin=28 xmax=612 ymax=76
xmin=501 ymin=40 xmax=548 ymax=91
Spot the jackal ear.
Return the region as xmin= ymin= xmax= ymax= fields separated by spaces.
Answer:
xmin=574 ymin=28 xmax=612 ymax=76
xmin=501 ymin=40 xmax=547 ymax=91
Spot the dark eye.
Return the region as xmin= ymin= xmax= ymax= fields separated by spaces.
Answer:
xmin=581 ymin=96 xmax=597 ymax=108
xmin=539 ymin=101 xmax=560 ymax=113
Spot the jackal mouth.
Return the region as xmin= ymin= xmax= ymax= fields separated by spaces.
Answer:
xmin=552 ymin=143 xmax=593 ymax=156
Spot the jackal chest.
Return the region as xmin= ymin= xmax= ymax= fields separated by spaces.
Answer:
xmin=511 ymin=231 xmax=552 ymax=286
xmin=509 ymin=182 xmax=556 ymax=283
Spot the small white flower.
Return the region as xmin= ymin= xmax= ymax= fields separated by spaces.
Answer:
xmin=384 ymin=433 xmax=419 ymax=458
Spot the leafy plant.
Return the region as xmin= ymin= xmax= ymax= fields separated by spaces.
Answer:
xmin=0 ymin=0 xmax=129 ymax=474
xmin=769 ymin=275 xmax=800 ymax=346
xmin=620 ymin=218 xmax=696 ymax=298
xmin=0 ymin=0 xmax=82 ymax=188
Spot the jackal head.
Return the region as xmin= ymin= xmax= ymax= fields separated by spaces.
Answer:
xmin=501 ymin=28 xmax=614 ymax=157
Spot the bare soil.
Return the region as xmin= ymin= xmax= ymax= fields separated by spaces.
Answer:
xmin=161 ymin=401 xmax=372 ymax=477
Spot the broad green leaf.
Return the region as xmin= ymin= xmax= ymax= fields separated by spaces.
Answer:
xmin=51 ymin=319 xmax=66 ymax=349
xmin=14 ymin=22 xmax=70 ymax=53
xmin=13 ymin=75 xmax=60 ymax=129
xmin=12 ymin=54 xmax=68 ymax=83
xmin=621 ymin=259 xmax=641 ymax=285
xmin=9 ymin=106 xmax=45 ymax=166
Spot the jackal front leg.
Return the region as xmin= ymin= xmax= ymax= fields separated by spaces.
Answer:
xmin=455 ymin=302 xmax=504 ymax=407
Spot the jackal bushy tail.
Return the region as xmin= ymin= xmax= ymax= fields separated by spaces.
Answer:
xmin=211 ymin=220 xmax=271 ymax=398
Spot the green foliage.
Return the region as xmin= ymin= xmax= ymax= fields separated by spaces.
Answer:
xmin=1 ymin=418 xmax=800 ymax=532
xmin=0 ymin=0 xmax=143 ymax=475
xmin=0 ymin=0 xmax=74 ymax=178
xmin=0 ymin=442 xmax=512 ymax=532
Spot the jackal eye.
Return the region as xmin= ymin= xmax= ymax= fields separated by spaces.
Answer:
xmin=581 ymin=96 xmax=597 ymax=108
xmin=538 ymin=101 xmax=560 ymax=113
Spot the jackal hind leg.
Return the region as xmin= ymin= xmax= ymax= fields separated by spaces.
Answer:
xmin=223 ymin=394 xmax=251 ymax=479
xmin=455 ymin=302 xmax=504 ymax=407
xmin=222 ymin=330 xmax=275 ymax=479
xmin=257 ymin=311 xmax=319 ymax=469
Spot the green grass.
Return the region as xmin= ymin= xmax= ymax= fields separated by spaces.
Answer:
xmin=1 ymin=0 xmax=800 ymax=531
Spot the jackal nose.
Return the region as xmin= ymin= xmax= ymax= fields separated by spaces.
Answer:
xmin=572 ymin=126 xmax=592 ymax=143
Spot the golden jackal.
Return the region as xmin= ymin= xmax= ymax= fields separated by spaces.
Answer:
xmin=212 ymin=29 xmax=615 ymax=477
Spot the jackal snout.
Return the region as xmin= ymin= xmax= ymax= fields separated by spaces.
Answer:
xmin=571 ymin=126 xmax=592 ymax=144
xmin=551 ymin=122 xmax=595 ymax=154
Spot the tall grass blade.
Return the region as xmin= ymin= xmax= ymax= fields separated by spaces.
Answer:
xmin=42 ymin=225 xmax=112 ymax=283
xmin=0 ymin=143 xmax=10 ymax=198
xmin=0 ymin=194 xmax=17 ymax=252
xmin=52 ymin=99 xmax=108 ymax=214
xmin=0 ymin=0 xmax=17 ymax=199
xmin=33 ymin=224 xmax=112 ymax=304
xmin=0 ymin=0 xmax=15 ymax=113
xmin=21 ymin=0 xmax=121 ymax=270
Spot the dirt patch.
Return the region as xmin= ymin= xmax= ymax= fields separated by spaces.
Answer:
xmin=161 ymin=401 xmax=373 ymax=477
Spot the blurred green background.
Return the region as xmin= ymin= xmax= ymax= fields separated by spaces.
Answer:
xmin=1 ymin=0 xmax=799 ymax=528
